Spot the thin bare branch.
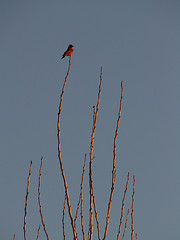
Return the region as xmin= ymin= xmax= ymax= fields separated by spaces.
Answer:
xmin=36 ymin=225 xmax=41 ymax=240
xmin=103 ymin=81 xmax=123 ymax=240
xmin=135 ymin=233 xmax=138 ymax=240
xmin=80 ymin=189 xmax=86 ymax=240
xmin=74 ymin=154 xmax=87 ymax=227
xmin=23 ymin=160 xmax=32 ymax=240
xmin=131 ymin=176 xmax=135 ymax=240
xmin=38 ymin=157 xmax=50 ymax=240
xmin=62 ymin=194 xmax=67 ymax=240
xmin=121 ymin=209 xmax=129 ymax=240
xmin=77 ymin=155 xmax=87 ymax=240
xmin=93 ymin=106 xmax=95 ymax=123
xmin=57 ymin=56 xmax=78 ymax=240
xmin=92 ymin=184 xmax=101 ymax=240
xmin=13 ymin=234 xmax=15 ymax=240
xmin=88 ymin=67 xmax=103 ymax=240
xmin=117 ymin=172 xmax=130 ymax=240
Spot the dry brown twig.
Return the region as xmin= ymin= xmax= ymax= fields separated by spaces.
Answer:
xmin=57 ymin=56 xmax=78 ymax=240
xmin=74 ymin=154 xmax=87 ymax=240
xmin=103 ymin=80 xmax=123 ymax=240
xmin=135 ymin=233 xmax=138 ymax=240
xmin=80 ymin=155 xmax=87 ymax=240
xmin=131 ymin=176 xmax=135 ymax=240
xmin=62 ymin=194 xmax=67 ymax=240
xmin=74 ymin=154 xmax=87 ymax=227
xmin=23 ymin=160 xmax=32 ymax=240
xmin=36 ymin=225 xmax=41 ymax=240
xmin=89 ymin=156 xmax=101 ymax=240
xmin=80 ymin=195 xmax=86 ymax=240
xmin=117 ymin=172 xmax=130 ymax=240
xmin=20 ymin=56 xmax=138 ymax=240
xmin=80 ymin=194 xmax=86 ymax=240
xmin=38 ymin=157 xmax=50 ymax=240
xmin=121 ymin=209 xmax=129 ymax=240
xmin=88 ymin=67 xmax=103 ymax=240
xmin=92 ymin=186 xmax=101 ymax=240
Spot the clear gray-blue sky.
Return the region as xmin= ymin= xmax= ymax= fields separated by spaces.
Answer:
xmin=0 ymin=1 xmax=180 ymax=239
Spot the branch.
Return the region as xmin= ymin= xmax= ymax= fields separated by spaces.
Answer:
xmin=36 ymin=225 xmax=41 ymax=240
xmin=80 ymin=186 xmax=86 ymax=240
xmin=121 ymin=209 xmax=129 ymax=240
xmin=117 ymin=172 xmax=130 ymax=240
xmin=77 ymin=154 xmax=87 ymax=240
xmin=88 ymin=67 xmax=103 ymax=240
xmin=38 ymin=157 xmax=50 ymax=240
xmin=103 ymin=81 xmax=123 ymax=240
xmin=92 ymin=183 xmax=101 ymax=240
xmin=57 ymin=56 xmax=78 ymax=240
xmin=62 ymin=194 xmax=67 ymax=240
xmin=23 ymin=160 xmax=32 ymax=240
xmin=74 ymin=154 xmax=87 ymax=227
xmin=131 ymin=176 xmax=135 ymax=240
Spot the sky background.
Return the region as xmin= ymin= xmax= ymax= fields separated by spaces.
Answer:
xmin=0 ymin=1 xmax=180 ymax=239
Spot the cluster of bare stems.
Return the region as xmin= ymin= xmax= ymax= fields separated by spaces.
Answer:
xmin=15 ymin=56 xmax=138 ymax=240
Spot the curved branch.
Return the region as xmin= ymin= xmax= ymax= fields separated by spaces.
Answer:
xmin=57 ymin=56 xmax=78 ymax=240
xmin=88 ymin=67 xmax=103 ymax=240
xmin=23 ymin=160 xmax=32 ymax=240
xmin=103 ymin=81 xmax=123 ymax=240
xmin=38 ymin=157 xmax=50 ymax=240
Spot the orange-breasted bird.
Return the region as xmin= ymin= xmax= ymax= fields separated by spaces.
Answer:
xmin=61 ymin=44 xmax=74 ymax=59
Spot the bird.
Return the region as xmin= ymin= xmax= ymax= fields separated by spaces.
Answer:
xmin=61 ymin=44 xmax=74 ymax=59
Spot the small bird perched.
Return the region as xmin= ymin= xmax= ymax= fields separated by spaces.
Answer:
xmin=61 ymin=44 xmax=74 ymax=59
